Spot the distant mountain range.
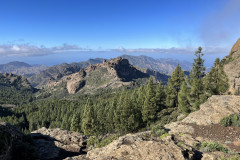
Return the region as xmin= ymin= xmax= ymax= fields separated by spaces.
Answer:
xmin=1 ymin=55 xmax=192 ymax=88
xmin=121 ymin=55 xmax=192 ymax=74
xmin=0 ymin=61 xmax=48 ymax=77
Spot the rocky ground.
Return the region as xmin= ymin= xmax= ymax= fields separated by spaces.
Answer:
xmin=31 ymin=127 xmax=87 ymax=160
xmin=1 ymin=95 xmax=240 ymax=160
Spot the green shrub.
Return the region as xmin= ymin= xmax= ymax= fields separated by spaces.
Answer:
xmin=201 ymin=141 xmax=228 ymax=153
xmin=220 ymin=115 xmax=233 ymax=127
xmin=87 ymin=134 xmax=120 ymax=148
xmin=177 ymin=141 xmax=184 ymax=146
xmin=220 ymin=155 xmax=240 ymax=160
xmin=151 ymin=124 xmax=167 ymax=137
xmin=220 ymin=114 xmax=240 ymax=127
xmin=160 ymin=133 xmax=170 ymax=139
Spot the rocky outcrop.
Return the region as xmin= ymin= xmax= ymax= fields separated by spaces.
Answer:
xmin=0 ymin=72 xmax=34 ymax=89
xmin=41 ymin=58 xmax=149 ymax=95
xmin=165 ymin=95 xmax=240 ymax=134
xmin=68 ymin=131 xmax=196 ymax=160
xmin=182 ymin=95 xmax=240 ymax=126
xmin=102 ymin=57 xmax=148 ymax=81
xmin=31 ymin=127 xmax=87 ymax=160
xmin=66 ymin=69 xmax=86 ymax=94
xmin=223 ymin=38 xmax=240 ymax=94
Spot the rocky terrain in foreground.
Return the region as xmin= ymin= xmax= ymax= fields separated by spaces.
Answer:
xmin=2 ymin=95 xmax=240 ymax=159
xmin=61 ymin=95 xmax=239 ymax=160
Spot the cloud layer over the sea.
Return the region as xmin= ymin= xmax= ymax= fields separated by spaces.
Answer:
xmin=0 ymin=43 xmax=230 ymax=57
xmin=0 ymin=43 xmax=91 ymax=57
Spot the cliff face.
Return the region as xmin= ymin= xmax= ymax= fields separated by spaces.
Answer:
xmin=222 ymin=38 xmax=240 ymax=94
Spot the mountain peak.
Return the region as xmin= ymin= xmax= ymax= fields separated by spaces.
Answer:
xmin=6 ymin=61 xmax=32 ymax=67
xmin=230 ymin=38 xmax=240 ymax=55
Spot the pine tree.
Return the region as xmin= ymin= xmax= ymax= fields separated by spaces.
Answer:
xmin=70 ymin=113 xmax=81 ymax=132
xmin=178 ymin=81 xmax=191 ymax=114
xmin=105 ymin=97 xmax=117 ymax=133
xmin=81 ymin=99 xmax=96 ymax=135
xmin=155 ymin=81 xmax=165 ymax=111
xmin=114 ymin=91 xmax=141 ymax=133
xmin=189 ymin=47 xmax=206 ymax=109
xmin=142 ymin=77 xmax=157 ymax=125
xmin=204 ymin=58 xmax=229 ymax=96
xmin=166 ymin=65 xmax=184 ymax=108
xmin=136 ymin=85 xmax=145 ymax=108
xmin=190 ymin=47 xmax=205 ymax=80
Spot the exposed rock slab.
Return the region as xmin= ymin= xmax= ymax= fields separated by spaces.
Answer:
xmin=182 ymin=95 xmax=240 ymax=126
xmin=84 ymin=132 xmax=194 ymax=160
xmin=31 ymin=127 xmax=87 ymax=160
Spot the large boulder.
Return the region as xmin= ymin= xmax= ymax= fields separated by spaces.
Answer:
xmin=31 ymin=127 xmax=87 ymax=160
xmin=68 ymin=131 xmax=195 ymax=160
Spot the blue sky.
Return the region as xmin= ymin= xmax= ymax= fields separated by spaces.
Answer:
xmin=0 ymin=0 xmax=240 ymax=66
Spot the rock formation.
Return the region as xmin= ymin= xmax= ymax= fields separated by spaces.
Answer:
xmin=41 ymin=58 xmax=149 ymax=95
xmin=0 ymin=72 xmax=34 ymax=89
xmin=223 ymin=38 xmax=240 ymax=94
xmin=66 ymin=131 xmax=196 ymax=160
xmin=31 ymin=127 xmax=87 ymax=160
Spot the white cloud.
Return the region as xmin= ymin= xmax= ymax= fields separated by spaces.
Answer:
xmin=113 ymin=46 xmax=230 ymax=55
xmin=0 ymin=42 xmax=230 ymax=58
xmin=0 ymin=43 xmax=91 ymax=57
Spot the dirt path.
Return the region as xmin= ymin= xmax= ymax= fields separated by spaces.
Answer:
xmin=187 ymin=123 xmax=240 ymax=152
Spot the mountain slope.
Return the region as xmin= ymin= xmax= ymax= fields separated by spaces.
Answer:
xmin=0 ymin=61 xmax=48 ymax=77
xmin=37 ymin=58 xmax=149 ymax=98
xmin=0 ymin=73 xmax=36 ymax=104
xmin=28 ymin=59 xmax=104 ymax=88
xmin=222 ymin=38 xmax=240 ymax=94
xmin=121 ymin=55 xmax=192 ymax=74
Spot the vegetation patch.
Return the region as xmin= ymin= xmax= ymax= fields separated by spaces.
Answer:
xmin=0 ymin=132 xmax=11 ymax=155
xmin=87 ymin=134 xmax=120 ymax=149
xmin=200 ymin=141 xmax=228 ymax=153
xmin=151 ymin=124 xmax=167 ymax=137
xmin=160 ymin=133 xmax=170 ymax=139
xmin=220 ymin=114 xmax=240 ymax=127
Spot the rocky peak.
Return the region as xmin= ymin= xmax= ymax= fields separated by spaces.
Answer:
xmin=101 ymin=57 xmax=148 ymax=82
xmin=223 ymin=38 xmax=240 ymax=94
xmin=230 ymin=38 xmax=240 ymax=55
xmin=0 ymin=73 xmax=33 ymax=89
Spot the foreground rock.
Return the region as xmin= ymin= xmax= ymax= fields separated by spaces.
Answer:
xmin=67 ymin=131 xmax=196 ymax=160
xmin=0 ymin=122 xmax=23 ymax=160
xmin=31 ymin=127 xmax=87 ymax=160
xmin=165 ymin=95 xmax=240 ymax=133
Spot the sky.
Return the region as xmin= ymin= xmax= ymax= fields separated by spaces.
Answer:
xmin=0 ymin=0 xmax=240 ymax=66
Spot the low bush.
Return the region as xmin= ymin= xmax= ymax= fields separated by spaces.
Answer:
xmin=220 ymin=114 xmax=240 ymax=127
xmin=151 ymin=124 xmax=167 ymax=137
xmin=87 ymin=134 xmax=120 ymax=148
xmin=201 ymin=141 xmax=228 ymax=153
